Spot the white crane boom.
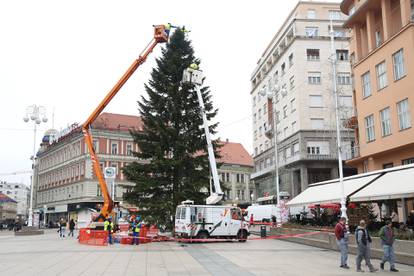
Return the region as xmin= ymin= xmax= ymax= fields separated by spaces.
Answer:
xmin=182 ymin=66 xmax=223 ymax=205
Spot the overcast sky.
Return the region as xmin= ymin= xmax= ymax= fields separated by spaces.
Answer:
xmin=0 ymin=0 xmax=340 ymax=185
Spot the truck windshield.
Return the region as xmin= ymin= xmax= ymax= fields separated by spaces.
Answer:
xmin=175 ymin=207 xmax=181 ymax=219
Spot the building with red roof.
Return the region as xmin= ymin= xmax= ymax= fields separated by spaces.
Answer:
xmin=33 ymin=113 xmax=254 ymax=223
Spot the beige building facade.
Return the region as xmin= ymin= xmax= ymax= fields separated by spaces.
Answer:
xmin=341 ymin=0 xmax=414 ymax=172
xmin=251 ymin=1 xmax=356 ymax=200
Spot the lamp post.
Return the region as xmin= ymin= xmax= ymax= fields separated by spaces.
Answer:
xmin=259 ymin=86 xmax=286 ymax=206
xmin=329 ymin=19 xmax=347 ymax=221
xmin=23 ymin=105 xmax=48 ymax=227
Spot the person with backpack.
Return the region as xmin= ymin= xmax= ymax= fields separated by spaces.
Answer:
xmin=379 ymin=220 xmax=399 ymax=272
xmin=355 ymin=220 xmax=377 ymax=272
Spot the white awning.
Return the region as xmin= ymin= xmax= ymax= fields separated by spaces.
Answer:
xmin=287 ymin=173 xmax=381 ymax=207
xmin=350 ymin=166 xmax=414 ymax=202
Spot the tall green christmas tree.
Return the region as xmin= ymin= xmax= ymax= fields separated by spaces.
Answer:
xmin=122 ymin=29 xmax=219 ymax=229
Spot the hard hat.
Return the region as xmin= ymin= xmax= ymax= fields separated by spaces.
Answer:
xmin=189 ymin=63 xmax=198 ymax=70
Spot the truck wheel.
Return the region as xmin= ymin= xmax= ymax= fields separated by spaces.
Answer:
xmin=196 ymin=231 xmax=209 ymax=240
xmin=237 ymin=230 xmax=247 ymax=242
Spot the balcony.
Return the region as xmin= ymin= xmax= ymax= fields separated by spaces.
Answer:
xmin=251 ymin=165 xmax=275 ymax=180
xmin=264 ymin=123 xmax=274 ymax=139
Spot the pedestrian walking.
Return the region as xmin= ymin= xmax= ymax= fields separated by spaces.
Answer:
xmin=59 ymin=218 xmax=66 ymax=238
xmin=104 ymin=217 xmax=114 ymax=245
xmin=355 ymin=220 xmax=378 ymax=272
xmin=379 ymin=220 xmax=399 ymax=272
xmin=68 ymin=219 xmax=75 ymax=237
xmin=335 ymin=217 xmax=349 ymax=269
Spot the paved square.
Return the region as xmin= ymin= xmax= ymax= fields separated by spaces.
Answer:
xmin=0 ymin=230 xmax=413 ymax=275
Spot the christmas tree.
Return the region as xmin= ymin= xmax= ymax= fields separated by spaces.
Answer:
xmin=123 ymin=29 xmax=219 ymax=229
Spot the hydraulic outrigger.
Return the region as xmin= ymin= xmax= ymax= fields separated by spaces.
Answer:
xmin=82 ymin=25 xmax=168 ymax=221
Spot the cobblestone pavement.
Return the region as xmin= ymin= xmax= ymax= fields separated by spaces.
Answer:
xmin=0 ymin=229 xmax=413 ymax=276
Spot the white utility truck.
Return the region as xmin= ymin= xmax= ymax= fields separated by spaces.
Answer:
xmin=175 ymin=200 xmax=249 ymax=241
xmin=247 ymin=204 xmax=281 ymax=222
xmin=174 ymin=65 xmax=249 ymax=241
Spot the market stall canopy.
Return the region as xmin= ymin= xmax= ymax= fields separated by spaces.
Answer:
xmin=287 ymin=172 xmax=382 ymax=207
xmin=350 ymin=165 xmax=414 ymax=202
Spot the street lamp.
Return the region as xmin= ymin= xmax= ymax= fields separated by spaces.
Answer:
xmin=23 ymin=105 xmax=48 ymax=227
xmin=329 ymin=19 xmax=347 ymax=222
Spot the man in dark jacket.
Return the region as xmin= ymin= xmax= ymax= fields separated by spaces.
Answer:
xmin=68 ymin=219 xmax=76 ymax=237
xmin=355 ymin=220 xmax=377 ymax=272
xmin=335 ymin=217 xmax=349 ymax=269
xmin=379 ymin=220 xmax=398 ymax=272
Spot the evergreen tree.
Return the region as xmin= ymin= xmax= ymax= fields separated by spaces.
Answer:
xmin=123 ymin=29 xmax=219 ymax=229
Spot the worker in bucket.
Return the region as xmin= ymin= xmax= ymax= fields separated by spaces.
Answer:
xmin=131 ymin=217 xmax=141 ymax=245
xmin=104 ymin=217 xmax=114 ymax=245
xmin=164 ymin=23 xmax=178 ymax=37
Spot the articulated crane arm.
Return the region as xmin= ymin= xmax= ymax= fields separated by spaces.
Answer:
xmin=82 ymin=25 xmax=168 ymax=221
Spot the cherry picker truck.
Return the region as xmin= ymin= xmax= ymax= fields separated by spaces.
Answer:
xmin=82 ymin=25 xmax=168 ymax=226
xmin=174 ymin=65 xmax=249 ymax=241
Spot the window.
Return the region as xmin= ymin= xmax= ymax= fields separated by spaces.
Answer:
xmin=363 ymin=160 xmax=368 ymax=173
xmin=308 ymin=72 xmax=321 ymax=84
xmin=329 ymin=10 xmax=341 ymax=20
xmin=276 ymin=111 xmax=280 ymax=123
xmin=339 ymin=96 xmax=352 ymax=108
xmin=292 ymin=121 xmax=297 ymax=132
xmin=309 ymin=95 xmax=323 ymax=107
xmin=254 ymin=130 xmax=257 ymax=141
xmin=380 ymin=107 xmax=392 ymax=136
xmin=333 ymin=28 xmax=345 ymax=38
xmin=92 ymin=140 xmax=99 ymax=153
xmin=375 ymin=31 xmax=382 ymax=47
xmin=283 ymin=105 xmax=288 ymax=118
xmin=111 ymin=142 xmax=118 ymax=155
xmin=289 ymin=76 xmax=295 ymax=90
xmin=226 ymin=173 xmax=230 ymax=182
xmin=307 ymin=49 xmax=320 ymax=61
xmin=337 ymin=73 xmax=351 ymax=85
xmin=241 ymin=174 xmax=245 ymax=183
xmin=305 ymin=27 xmax=318 ymax=37
xmin=284 ymin=126 xmax=289 ymax=138
xmin=259 ymin=126 xmax=262 ymax=136
xmin=383 ymin=163 xmax=394 ymax=169
xmin=336 ymin=50 xmax=349 ymax=61
xmin=307 ymin=141 xmax=329 ymax=155
xmin=253 ymin=96 xmax=256 ymax=106
xmin=392 ymin=49 xmax=405 ymax=80
xmin=274 ymin=71 xmax=279 ymax=83
xmin=290 ymin=98 xmax=296 ymax=112
xmin=258 ymin=108 xmax=262 ymax=119
xmin=311 ymin=118 xmax=324 ymax=129
xmin=263 ymin=103 xmax=267 ymax=114
xmin=293 ymin=143 xmax=299 ymax=154
xmin=397 ymin=99 xmax=411 ymax=130
xmin=376 ymin=61 xmax=388 ymax=90
xmin=126 ymin=143 xmax=133 ymax=156
xmin=307 ymin=9 xmax=316 ymax=19
xmin=362 ymin=71 xmax=371 ymax=98
xmin=281 ymin=63 xmax=286 ymax=75
xmin=282 ymin=84 xmax=287 ymax=97
xmin=402 ymin=157 xmax=414 ymax=165
xmin=365 ymin=114 xmax=375 ymax=142
xmin=289 ymin=53 xmax=294 ymax=67
xmin=253 ymin=113 xmax=257 ymax=124
xmin=285 ymin=147 xmax=292 ymax=158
